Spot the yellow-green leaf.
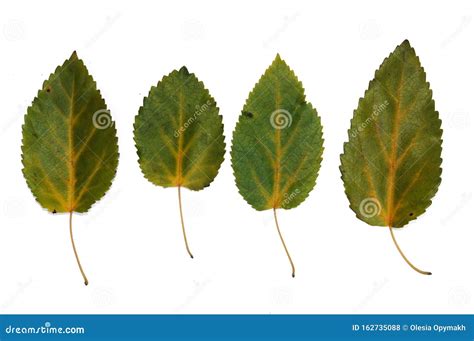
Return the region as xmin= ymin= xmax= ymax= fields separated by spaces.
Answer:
xmin=134 ymin=67 xmax=225 ymax=258
xmin=340 ymin=40 xmax=442 ymax=275
xmin=21 ymin=52 xmax=119 ymax=285
xmin=231 ymin=55 xmax=324 ymax=277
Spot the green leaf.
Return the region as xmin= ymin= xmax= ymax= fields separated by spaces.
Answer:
xmin=134 ymin=67 xmax=225 ymax=258
xmin=340 ymin=40 xmax=442 ymax=275
xmin=21 ymin=51 xmax=119 ymax=285
xmin=231 ymin=55 xmax=324 ymax=277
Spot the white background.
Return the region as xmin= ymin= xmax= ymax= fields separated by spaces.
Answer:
xmin=0 ymin=0 xmax=473 ymax=314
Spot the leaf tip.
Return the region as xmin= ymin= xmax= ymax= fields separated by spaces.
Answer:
xmin=70 ymin=50 xmax=78 ymax=60
xmin=398 ymin=39 xmax=415 ymax=54
xmin=393 ymin=39 xmax=418 ymax=62
xmin=273 ymin=53 xmax=286 ymax=64
xmin=179 ymin=66 xmax=189 ymax=75
xmin=401 ymin=39 xmax=411 ymax=47
xmin=271 ymin=53 xmax=289 ymax=70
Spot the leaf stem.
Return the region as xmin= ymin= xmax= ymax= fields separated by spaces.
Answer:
xmin=69 ymin=212 xmax=89 ymax=285
xmin=273 ymin=208 xmax=295 ymax=278
xmin=178 ymin=186 xmax=194 ymax=259
xmin=389 ymin=225 xmax=431 ymax=276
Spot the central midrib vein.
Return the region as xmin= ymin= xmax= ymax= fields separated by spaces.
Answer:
xmin=67 ymin=73 xmax=76 ymax=212
xmin=386 ymin=62 xmax=405 ymax=226
xmin=273 ymin=82 xmax=282 ymax=208
xmin=176 ymin=91 xmax=185 ymax=186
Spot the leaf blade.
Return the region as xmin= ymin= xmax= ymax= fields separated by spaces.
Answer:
xmin=231 ymin=55 xmax=324 ymax=211
xmin=21 ymin=52 xmax=119 ymax=213
xmin=134 ymin=67 xmax=225 ymax=191
xmin=340 ymin=40 xmax=442 ymax=228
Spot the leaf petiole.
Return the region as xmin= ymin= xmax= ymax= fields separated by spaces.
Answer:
xmin=389 ymin=225 xmax=431 ymax=276
xmin=69 ymin=212 xmax=89 ymax=285
xmin=273 ymin=208 xmax=295 ymax=278
xmin=178 ymin=186 xmax=194 ymax=259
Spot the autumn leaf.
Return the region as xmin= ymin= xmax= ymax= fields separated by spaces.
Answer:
xmin=231 ymin=55 xmax=324 ymax=277
xmin=134 ymin=67 xmax=225 ymax=258
xmin=22 ymin=52 xmax=119 ymax=285
xmin=340 ymin=40 xmax=442 ymax=275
